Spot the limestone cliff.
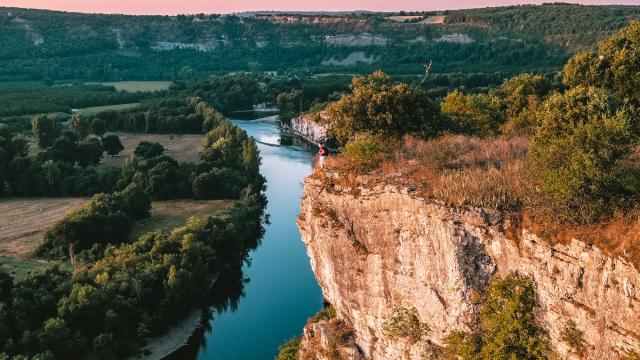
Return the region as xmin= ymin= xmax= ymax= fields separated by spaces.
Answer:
xmin=288 ymin=112 xmax=330 ymax=144
xmin=297 ymin=175 xmax=640 ymax=359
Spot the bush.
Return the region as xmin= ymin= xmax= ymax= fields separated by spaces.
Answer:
xmin=444 ymin=273 xmax=550 ymax=360
xmin=275 ymin=337 xmax=301 ymax=360
xmin=134 ymin=141 xmax=165 ymax=159
xmin=382 ymin=307 xmax=430 ymax=340
xmin=441 ymin=91 xmax=504 ymax=136
xmin=101 ymin=135 xmax=124 ymax=156
xmin=527 ymin=86 xmax=639 ymax=224
xmin=342 ymin=135 xmax=392 ymax=170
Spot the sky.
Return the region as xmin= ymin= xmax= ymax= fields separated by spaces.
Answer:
xmin=0 ymin=0 xmax=638 ymax=15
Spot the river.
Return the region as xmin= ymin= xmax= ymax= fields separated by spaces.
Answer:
xmin=166 ymin=114 xmax=324 ymax=360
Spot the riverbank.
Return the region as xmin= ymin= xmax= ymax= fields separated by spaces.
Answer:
xmin=129 ymin=311 xmax=202 ymax=360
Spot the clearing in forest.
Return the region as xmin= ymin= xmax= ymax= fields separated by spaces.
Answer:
xmin=100 ymin=81 xmax=173 ymax=92
xmin=100 ymin=133 xmax=204 ymax=168
xmin=74 ymin=102 xmax=140 ymax=115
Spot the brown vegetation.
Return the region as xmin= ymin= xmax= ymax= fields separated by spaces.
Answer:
xmin=319 ymin=134 xmax=640 ymax=267
xmin=0 ymin=197 xmax=86 ymax=258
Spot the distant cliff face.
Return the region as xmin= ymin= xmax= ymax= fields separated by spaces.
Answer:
xmin=289 ymin=113 xmax=330 ymax=144
xmin=297 ymin=174 xmax=640 ymax=359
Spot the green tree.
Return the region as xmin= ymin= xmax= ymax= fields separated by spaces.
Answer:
xmin=445 ymin=273 xmax=550 ymax=360
xmin=134 ymin=141 xmax=164 ymax=159
xmin=69 ymin=113 xmax=90 ymax=139
xmin=441 ymin=91 xmax=504 ymax=136
xmin=101 ymin=135 xmax=124 ymax=156
xmin=528 ymin=86 xmax=638 ymax=223
xmin=563 ymin=21 xmax=640 ymax=110
xmin=77 ymin=136 xmax=103 ymax=167
xmin=276 ymin=90 xmax=302 ymax=124
xmin=326 ymin=71 xmax=443 ymax=144
xmin=275 ymin=337 xmax=301 ymax=360
xmin=91 ymin=118 xmax=107 ymax=137
xmin=32 ymin=114 xmax=62 ymax=148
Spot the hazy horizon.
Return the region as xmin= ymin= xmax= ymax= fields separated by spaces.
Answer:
xmin=0 ymin=0 xmax=638 ymax=15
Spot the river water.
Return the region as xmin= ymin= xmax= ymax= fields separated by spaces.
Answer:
xmin=167 ymin=115 xmax=323 ymax=359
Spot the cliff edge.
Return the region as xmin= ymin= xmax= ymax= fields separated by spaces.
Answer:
xmin=297 ymin=175 xmax=640 ymax=359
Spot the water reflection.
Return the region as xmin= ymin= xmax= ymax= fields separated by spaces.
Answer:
xmin=165 ymin=114 xmax=323 ymax=360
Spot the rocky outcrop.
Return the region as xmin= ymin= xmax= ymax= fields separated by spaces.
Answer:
xmin=299 ymin=319 xmax=365 ymax=360
xmin=288 ymin=113 xmax=330 ymax=144
xmin=297 ymin=176 xmax=640 ymax=360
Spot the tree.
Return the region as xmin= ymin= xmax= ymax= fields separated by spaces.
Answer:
xmin=101 ymin=135 xmax=124 ymax=156
xmin=563 ymin=21 xmax=640 ymax=110
xmin=91 ymin=118 xmax=107 ymax=137
xmin=49 ymin=132 xmax=79 ymax=163
xmin=77 ymin=136 xmax=103 ymax=167
xmin=69 ymin=113 xmax=90 ymax=139
xmin=325 ymin=71 xmax=443 ymax=144
xmin=134 ymin=141 xmax=164 ymax=159
xmin=32 ymin=114 xmax=62 ymax=148
xmin=276 ymin=90 xmax=302 ymax=124
xmin=527 ymin=86 xmax=638 ymax=224
xmin=441 ymin=91 xmax=504 ymax=136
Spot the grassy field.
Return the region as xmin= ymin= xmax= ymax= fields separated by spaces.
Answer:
xmin=100 ymin=132 xmax=204 ymax=167
xmin=0 ymin=197 xmax=231 ymax=278
xmin=100 ymin=81 xmax=172 ymax=92
xmin=129 ymin=200 xmax=233 ymax=240
xmin=0 ymin=198 xmax=87 ymax=259
xmin=74 ymin=102 xmax=140 ymax=115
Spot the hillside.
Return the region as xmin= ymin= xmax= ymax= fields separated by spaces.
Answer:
xmin=1 ymin=4 xmax=639 ymax=81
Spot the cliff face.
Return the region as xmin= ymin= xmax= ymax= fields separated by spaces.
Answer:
xmin=289 ymin=113 xmax=329 ymax=144
xmin=297 ymin=176 xmax=640 ymax=359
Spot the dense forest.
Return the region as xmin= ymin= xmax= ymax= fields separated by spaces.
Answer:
xmin=0 ymin=4 xmax=639 ymax=82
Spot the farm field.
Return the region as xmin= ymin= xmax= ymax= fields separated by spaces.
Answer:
xmin=129 ymin=199 xmax=233 ymax=240
xmin=0 ymin=197 xmax=87 ymax=258
xmin=99 ymin=81 xmax=172 ymax=92
xmin=73 ymin=102 xmax=140 ymax=115
xmin=100 ymin=132 xmax=204 ymax=167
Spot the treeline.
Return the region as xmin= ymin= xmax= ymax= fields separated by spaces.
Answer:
xmin=0 ymin=194 xmax=265 ymax=359
xmin=0 ymin=97 xmax=265 ymax=201
xmin=0 ymin=84 xmax=153 ymax=117
xmin=1 ymin=5 xmax=638 ymax=82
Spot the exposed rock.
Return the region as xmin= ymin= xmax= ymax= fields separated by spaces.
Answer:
xmin=299 ymin=318 xmax=365 ymax=360
xmin=288 ymin=113 xmax=330 ymax=144
xmin=297 ymin=176 xmax=640 ymax=360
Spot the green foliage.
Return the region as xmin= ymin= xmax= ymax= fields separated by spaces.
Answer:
xmin=275 ymin=336 xmax=301 ymax=360
xmin=90 ymin=118 xmax=106 ymax=137
xmin=342 ymin=135 xmax=392 ymax=170
xmin=527 ymin=86 xmax=638 ymax=224
xmin=444 ymin=273 xmax=551 ymax=360
xmin=101 ymin=134 xmax=124 ymax=156
xmin=563 ymin=21 xmax=640 ymax=110
xmin=37 ymin=184 xmax=152 ymax=259
xmin=69 ymin=113 xmax=90 ymax=139
xmin=441 ymin=91 xmax=504 ymax=136
xmin=31 ymin=114 xmax=61 ymax=148
xmin=134 ymin=141 xmax=165 ymax=159
xmin=277 ymin=90 xmax=302 ymax=124
xmin=561 ymin=320 xmax=585 ymax=355
xmin=326 ymin=71 xmax=443 ymax=144
xmin=382 ymin=307 xmax=430 ymax=340
xmin=311 ymin=305 xmax=337 ymax=323
xmin=77 ymin=136 xmax=103 ymax=167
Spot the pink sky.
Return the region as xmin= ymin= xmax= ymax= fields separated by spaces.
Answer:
xmin=0 ymin=0 xmax=637 ymax=14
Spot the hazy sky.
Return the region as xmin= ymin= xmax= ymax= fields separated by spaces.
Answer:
xmin=0 ymin=0 xmax=638 ymax=14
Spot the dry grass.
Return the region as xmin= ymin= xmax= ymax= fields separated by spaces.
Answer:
xmin=98 ymin=81 xmax=172 ymax=92
xmin=321 ymin=134 xmax=640 ymax=267
xmin=420 ymin=16 xmax=446 ymax=24
xmin=129 ymin=200 xmax=233 ymax=240
xmin=99 ymin=132 xmax=204 ymax=168
xmin=74 ymin=103 xmax=140 ymax=115
xmin=0 ymin=197 xmax=87 ymax=258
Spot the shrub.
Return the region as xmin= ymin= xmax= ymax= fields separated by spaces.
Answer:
xmin=382 ymin=307 xmax=430 ymax=340
xmin=441 ymin=90 xmax=504 ymax=136
xmin=134 ymin=141 xmax=165 ymax=159
xmin=342 ymin=135 xmax=392 ymax=170
xmin=310 ymin=305 xmax=336 ymax=323
xmin=275 ymin=336 xmax=301 ymax=360
xmin=561 ymin=320 xmax=586 ymax=355
xmin=444 ymin=273 xmax=551 ymax=360
xmin=527 ymin=86 xmax=639 ymax=224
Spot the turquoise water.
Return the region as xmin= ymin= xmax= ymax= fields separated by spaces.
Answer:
xmin=167 ymin=115 xmax=323 ymax=360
